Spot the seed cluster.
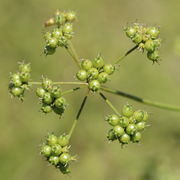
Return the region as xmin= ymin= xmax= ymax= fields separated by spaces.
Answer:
xmin=106 ymin=104 xmax=148 ymax=144
xmin=76 ymin=55 xmax=115 ymax=92
xmin=36 ymin=77 xmax=67 ymax=116
xmin=125 ymin=23 xmax=161 ymax=63
xmin=41 ymin=133 xmax=76 ymax=174
xmin=9 ymin=62 xmax=31 ymax=100
xmin=43 ymin=10 xmax=76 ymax=55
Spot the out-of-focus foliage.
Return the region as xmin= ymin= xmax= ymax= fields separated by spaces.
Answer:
xmin=1 ymin=0 xmax=180 ymax=179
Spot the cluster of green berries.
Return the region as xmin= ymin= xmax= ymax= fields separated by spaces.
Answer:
xmin=106 ymin=104 xmax=148 ymax=145
xmin=125 ymin=23 xmax=161 ymax=62
xmin=43 ymin=10 xmax=76 ymax=55
xmin=36 ymin=77 xmax=67 ymax=116
xmin=76 ymin=55 xmax=115 ymax=92
xmin=9 ymin=62 xmax=31 ymax=100
xmin=41 ymin=133 xmax=76 ymax=174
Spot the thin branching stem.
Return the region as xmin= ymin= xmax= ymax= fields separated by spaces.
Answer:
xmin=101 ymin=86 xmax=180 ymax=112
xmin=61 ymin=87 xmax=82 ymax=96
xmin=99 ymin=92 xmax=121 ymax=116
xmin=65 ymin=41 xmax=81 ymax=68
xmin=29 ymin=81 xmax=88 ymax=86
xmin=68 ymin=92 xmax=89 ymax=139
xmin=115 ymin=44 xmax=139 ymax=64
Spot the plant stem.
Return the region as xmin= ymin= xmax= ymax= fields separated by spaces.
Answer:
xmin=68 ymin=93 xmax=89 ymax=139
xmin=61 ymin=87 xmax=81 ymax=96
xmin=29 ymin=81 xmax=88 ymax=86
xmin=101 ymin=86 xmax=180 ymax=112
xmin=65 ymin=41 xmax=81 ymax=68
xmin=99 ymin=92 xmax=121 ymax=116
xmin=115 ymin=44 xmax=139 ymax=64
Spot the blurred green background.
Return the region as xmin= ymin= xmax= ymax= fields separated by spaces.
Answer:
xmin=1 ymin=0 xmax=180 ymax=179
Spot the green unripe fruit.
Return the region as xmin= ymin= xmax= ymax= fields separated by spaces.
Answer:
xmin=113 ymin=125 xmax=124 ymax=137
xmin=125 ymin=27 xmax=136 ymax=38
xmin=63 ymin=23 xmax=73 ymax=34
xmin=144 ymin=40 xmax=155 ymax=52
xmin=98 ymin=72 xmax=108 ymax=83
xmin=119 ymin=116 xmax=129 ymax=128
xmin=103 ymin=64 xmax=115 ymax=75
xmin=126 ymin=124 xmax=137 ymax=135
xmin=48 ymin=38 xmax=58 ymax=48
xmin=120 ymin=133 xmax=130 ymax=144
xmin=49 ymin=156 xmax=59 ymax=165
xmin=147 ymin=50 xmax=159 ymax=62
xmin=65 ymin=11 xmax=76 ymax=22
xmin=88 ymin=68 xmax=99 ymax=79
xmin=52 ymin=28 xmax=63 ymax=38
xmin=55 ymin=13 xmax=66 ymax=25
xmin=41 ymin=104 xmax=52 ymax=113
xmin=59 ymin=153 xmax=71 ymax=164
xmin=11 ymin=73 xmax=21 ymax=81
xmin=51 ymin=86 xmax=61 ymax=98
xmin=52 ymin=144 xmax=62 ymax=156
xmin=147 ymin=27 xmax=160 ymax=39
xmin=134 ymin=110 xmax=144 ymax=122
xmin=42 ymin=78 xmax=53 ymax=91
xmin=107 ymin=129 xmax=116 ymax=141
xmin=81 ymin=59 xmax=93 ymax=71
xmin=89 ymin=80 xmax=101 ymax=92
xmin=47 ymin=134 xmax=58 ymax=146
xmin=132 ymin=132 xmax=142 ymax=142
xmin=20 ymin=72 xmax=30 ymax=83
xmin=19 ymin=63 xmax=31 ymax=73
xmin=53 ymin=106 xmax=65 ymax=116
xmin=92 ymin=56 xmax=104 ymax=69
xmin=43 ymin=92 xmax=53 ymax=105
xmin=129 ymin=116 xmax=136 ymax=124
xmin=54 ymin=97 xmax=66 ymax=108
xmin=136 ymin=122 xmax=146 ymax=131
xmin=36 ymin=88 xmax=46 ymax=98
xmin=11 ymin=87 xmax=24 ymax=96
xmin=13 ymin=79 xmax=22 ymax=87
xmin=44 ymin=46 xmax=56 ymax=55
xmin=132 ymin=34 xmax=142 ymax=44
xmin=76 ymin=69 xmax=88 ymax=81
xmin=106 ymin=114 xmax=119 ymax=126
xmin=58 ymin=164 xmax=70 ymax=174
xmin=41 ymin=145 xmax=51 ymax=157
xmin=143 ymin=111 xmax=148 ymax=121
xmin=44 ymin=32 xmax=52 ymax=41
xmin=122 ymin=104 xmax=134 ymax=117
xmin=58 ymin=135 xmax=69 ymax=147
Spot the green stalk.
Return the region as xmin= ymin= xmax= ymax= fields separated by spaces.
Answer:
xmin=99 ymin=92 xmax=121 ymax=116
xmin=65 ymin=41 xmax=81 ymax=68
xmin=29 ymin=81 xmax=88 ymax=86
xmin=61 ymin=87 xmax=81 ymax=96
xmin=68 ymin=93 xmax=89 ymax=139
xmin=115 ymin=44 xmax=139 ymax=64
xmin=101 ymin=86 xmax=180 ymax=112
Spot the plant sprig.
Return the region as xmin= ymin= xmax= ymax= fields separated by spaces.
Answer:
xmin=8 ymin=9 xmax=180 ymax=174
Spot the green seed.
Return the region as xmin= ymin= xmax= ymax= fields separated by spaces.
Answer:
xmin=76 ymin=69 xmax=88 ymax=81
xmin=113 ymin=125 xmax=124 ymax=137
xmin=120 ymin=133 xmax=130 ymax=144
xmin=41 ymin=145 xmax=51 ymax=157
xmin=103 ymin=64 xmax=115 ymax=75
xmin=126 ymin=124 xmax=136 ymax=135
xmin=98 ymin=72 xmax=109 ymax=83
xmin=59 ymin=153 xmax=71 ymax=164
xmin=89 ymin=80 xmax=101 ymax=92
xmin=122 ymin=104 xmax=134 ymax=117
xmin=106 ymin=114 xmax=119 ymax=126
xmin=81 ymin=59 xmax=93 ymax=71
